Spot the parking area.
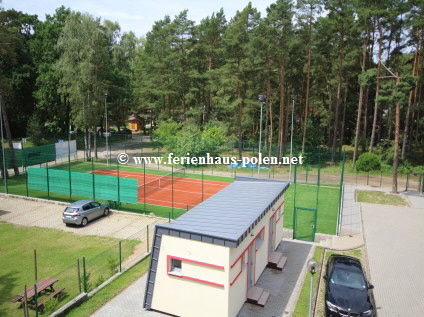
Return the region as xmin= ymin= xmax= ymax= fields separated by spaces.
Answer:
xmin=362 ymin=202 xmax=424 ymax=316
xmin=0 ymin=195 xmax=167 ymax=240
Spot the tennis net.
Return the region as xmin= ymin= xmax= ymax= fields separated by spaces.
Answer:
xmin=139 ymin=168 xmax=185 ymax=196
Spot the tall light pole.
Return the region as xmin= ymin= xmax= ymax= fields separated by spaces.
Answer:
xmin=258 ymin=94 xmax=265 ymax=176
xmin=289 ymin=96 xmax=295 ymax=182
xmin=104 ymin=93 xmax=109 ymax=165
xmin=0 ymin=91 xmax=7 ymax=192
xmin=307 ymin=258 xmax=316 ymax=317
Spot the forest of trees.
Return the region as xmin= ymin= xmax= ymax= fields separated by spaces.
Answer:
xmin=1 ymin=0 xmax=423 ymax=192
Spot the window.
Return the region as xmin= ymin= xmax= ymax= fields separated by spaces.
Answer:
xmin=241 ymin=253 xmax=246 ymax=270
xmin=170 ymin=258 xmax=182 ymax=275
xmin=256 ymin=231 xmax=264 ymax=249
xmin=90 ymin=202 xmax=100 ymax=208
xmin=82 ymin=204 xmax=91 ymax=211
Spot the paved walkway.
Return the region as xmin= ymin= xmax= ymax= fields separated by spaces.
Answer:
xmin=91 ymin=273 xmax=167 ymax=317
xmin=362 ymin=202 xmax=424 ymax=316
xmin=340 ymin=184 xmax=362 ymax=236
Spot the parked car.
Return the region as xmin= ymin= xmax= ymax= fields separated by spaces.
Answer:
xmin=325 ymin=255 xmax=376 ymax=317
xmin=62 ymin=200 xmax=110 ymax=227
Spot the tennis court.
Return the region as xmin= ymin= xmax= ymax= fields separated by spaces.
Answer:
xmin=92 ymin=169 xmax=229 ymax=210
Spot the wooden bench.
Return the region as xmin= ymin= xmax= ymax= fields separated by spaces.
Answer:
xmin=36 ymin=288 xmax=65 ymax=309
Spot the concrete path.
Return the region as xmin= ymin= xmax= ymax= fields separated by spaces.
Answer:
xmin=237 ymin=240 xmax=312 ymax=317
xmin=362 ymin=202 xmax=424 ymax=316
xmin=340 ymin=184 xmax=362 ymax=236
xmin=91 ymin=273 xmax=168 ymax=317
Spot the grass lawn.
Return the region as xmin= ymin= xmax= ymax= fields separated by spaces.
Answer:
xmin=356 ymin=190 xmax=409 ymax=206
xmin=0 ymin=222 xmax=138 ymax=317
xmin=66 ymin=256 xmax=150 ymax=317
xmin=284 ymin=184 xmax=340 ymax=235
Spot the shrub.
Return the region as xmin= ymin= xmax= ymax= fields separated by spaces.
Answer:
xmin=43 ymin=297 xmax=59 ymax=313
xmin=107 ymin=255 xmax=119 ymax=276
xmin=94 ymin=274 xmax=106 ymax=288
xmin=356 ymin=153 xmax=382 ymax=172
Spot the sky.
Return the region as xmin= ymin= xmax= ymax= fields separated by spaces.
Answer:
xmin=4 ymin=0 xmax=276 ymax=38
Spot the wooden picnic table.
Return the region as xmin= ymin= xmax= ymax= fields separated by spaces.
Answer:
xmin=11 ymin=277 xmax=58 ymax=303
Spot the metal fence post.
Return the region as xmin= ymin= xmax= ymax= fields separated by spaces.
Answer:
xmin=147 ymin=225 xmax=150 ymax=253
xmin=23 ymin=284 xmax=29 ymax=317
xmin=25 ymin=154 xmax=29 ymax=197
xmin=119 ymin=241 xmax=122 ymax=273
xmin=77 ymin=259 xmax=81 ymax=293
xmin=46 ymin=161 xmax=50 ymax=200
xmin=117 ymin=160 xmax=120 ymax=209
xmin=92 ymin=158 xmax=95 ymax=200
xmin=201 ymin=168 xmax=204 ymax=202
xmin=83 ymin=256 xmax=87 ymax=293
xmin=34 ymin=249 xmax=38 ymax=281
xmin=34 ymin=283 xmax=38 ymax=317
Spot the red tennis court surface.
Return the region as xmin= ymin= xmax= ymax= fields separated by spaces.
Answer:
xmin=93 ymin=170 xmax=229 ymax=210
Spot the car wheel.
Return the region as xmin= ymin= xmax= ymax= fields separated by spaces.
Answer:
xmin=81 ymin=218 xmax=88 ymax=227
xmin=104 ymin=208 xmax=110 ymax=217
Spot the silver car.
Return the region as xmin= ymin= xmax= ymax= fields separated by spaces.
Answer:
xmin=62 ymin=200 xmax=110 ymax=227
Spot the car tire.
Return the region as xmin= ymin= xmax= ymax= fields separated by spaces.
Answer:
xmin=81 ymin=217 xmax=88 ymax=227
xmin=104 ymin=208 xmax=110 ymax=217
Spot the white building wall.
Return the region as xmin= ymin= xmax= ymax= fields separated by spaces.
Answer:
xmin=227 ymin=193 xmax=285 ymax=317
xmin=151 ymin=235 xmax=230 ymax=317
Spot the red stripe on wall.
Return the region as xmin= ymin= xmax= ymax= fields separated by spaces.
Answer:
xmin=168 ymin=273 xmax=224 ymax=288
xmin=168 ymin=255 xmax=224 ymax=270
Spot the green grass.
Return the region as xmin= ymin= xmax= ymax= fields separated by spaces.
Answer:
xmin=65 ymin=257 xmax=150 ymax=317
xmin=293 ymin=247 xmax=324 ymax=317
xmin=0 ymin=222 xmax=138 ymax=317
xmin=284 ymin=184 xmax=340 ymax=235
xmin=356 ymin=190 xmax=409 ymax=206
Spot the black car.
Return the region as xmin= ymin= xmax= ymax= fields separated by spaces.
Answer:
xmin=324 ymin=255 xmax=376 ymax=317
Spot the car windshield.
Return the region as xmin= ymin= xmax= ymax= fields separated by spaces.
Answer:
xmin=330 ymin=267 xmax=367 ymax=289
xmin=65 ymin=207 xmax=78 ymax=213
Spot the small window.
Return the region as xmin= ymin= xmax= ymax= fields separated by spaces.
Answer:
xmin=256 ymin=231 xmax=264 ymax=249
xmin=170 ymin=258 xmax=182 ymax=274
xmin=90 ymin=202 xmax=100 ymax=208
xmin=241 ymin=253 xmax=246 ymax=270
xmin=82 ymin=204 xmax=91 ymax=211
xmin=278 ymin=208 xmax=282 ymax=220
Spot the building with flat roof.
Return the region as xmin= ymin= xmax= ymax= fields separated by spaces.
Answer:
xmin=143 ymin=177 xmax=290 ymax=317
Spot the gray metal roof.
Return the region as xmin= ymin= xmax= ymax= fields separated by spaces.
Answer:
xmin=156 ymin=177 xmax=290 ymax=248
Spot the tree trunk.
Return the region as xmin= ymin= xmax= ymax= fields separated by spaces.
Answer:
xmin=278 ymin=56 xmax=285 ymax=160
xmin=353 ymin=26 xmax=369 ymax=167
xmin=302 ymin=15 xmax=312 ymax=152
xmin=392 ymin=74 xmax=400 ymax=193
xmin=284 ymin=85 xmax=290 ymax=149
xmin=331 ymin=26 xmax=344 ymax=162
xmin=401 ymin=34 xmax=420 ymax=159
xmin=369 ymin=18 xmax=383 ymax=153
xmin=340 ymin=83 xmax=348 ymax=153
xmin=0 ymin=95 xmax=20 ymax=176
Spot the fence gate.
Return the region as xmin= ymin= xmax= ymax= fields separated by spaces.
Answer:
xmin=293 ymin=207 xmax=317 ymax=241
xmin=293 ymin=164 xmax=320 ymax=242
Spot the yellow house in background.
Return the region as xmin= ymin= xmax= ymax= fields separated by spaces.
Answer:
xmin=143 ymin=177 xmax=290 ymax=317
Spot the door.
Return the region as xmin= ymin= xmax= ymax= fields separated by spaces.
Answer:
xmin=90 ymin=202 xmax=102 ymax=218
xmin=269 ymin=214 xmax=275 ymax=256
xmin=82 ymin=204 xmax=94 ymax=220
xmin=294 ymin=207 xmax=317 ymax=242
xmin=247 ymin=244 xmax=254 ymax=288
